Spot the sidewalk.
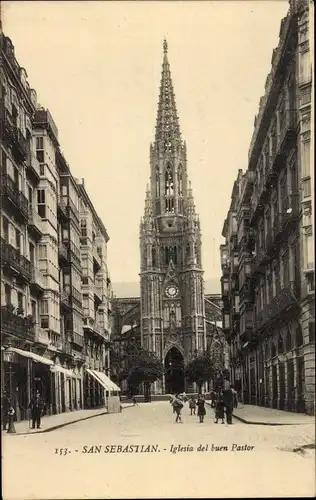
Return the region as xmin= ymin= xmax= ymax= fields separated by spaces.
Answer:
xmin=2 ymin=403 xmax=133 ymax=436
xmin=207 ymin=401 xmax=315 ymax=425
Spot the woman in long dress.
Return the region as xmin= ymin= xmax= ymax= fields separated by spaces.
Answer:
xmin=196 ymin=394 xmax=206 ymax=423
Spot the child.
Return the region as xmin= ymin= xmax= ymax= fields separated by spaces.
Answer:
xmin=189 ymin=396 xmax=196 ymax=415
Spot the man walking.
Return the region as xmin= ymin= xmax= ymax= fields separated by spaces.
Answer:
xmin=222 ymin=384 xmax=234 ymax=424
xmin=29 ymin=391 xmax=44 ymax=429
xmin=1 ymin=392 xmax=10 ymax=431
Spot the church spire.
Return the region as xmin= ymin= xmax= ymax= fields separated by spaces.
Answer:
xmin=154 ymin=39 xmax=181 ymax=144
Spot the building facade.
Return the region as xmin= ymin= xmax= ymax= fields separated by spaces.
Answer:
xmin=1 ymin=32 xmax=114 ymax=420
xmin=220 ymin=0 xmax=315 ymax=414
xmin=139 ymin=40 xmax=207 ymax=394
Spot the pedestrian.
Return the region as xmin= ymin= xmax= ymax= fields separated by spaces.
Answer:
xmin=231 ymin=385 xmax=238 ymax=408
xmin=196 ymin=394 xmax=206 ymax=423
xmin=172 ymin=394 xmax=184 ymax=423
xmin=28 ymin=391 xmax=44 ymax=429
xmin=210 ymin=390 xmax=216 ymax=408
xmin=189 ymin=396 xmax=196 ymax=415
xmin=132 ymin=396 xmax=138 ymax=406
xmin=222 ymin=384 xmax=234 ymax=424
xmin=214 ymin=389 xmax=225 ymax=424
xmin=1 ymin=391 xmax=10 ymax=431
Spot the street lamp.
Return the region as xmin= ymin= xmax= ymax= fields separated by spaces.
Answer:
xmin=4 ymin=342 xmax=16 ymax=434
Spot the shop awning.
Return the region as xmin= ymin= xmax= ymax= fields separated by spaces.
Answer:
xmin=86 ymin=369 xmax=121 ymax=392
xmin=50 ymin=365 xmax=74 ymax=377
xmin=11 ymin=347 xmax=54 ymax=366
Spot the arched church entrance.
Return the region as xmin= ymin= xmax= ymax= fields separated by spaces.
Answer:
xmin=165 ymin=347 xmax=184 ymax=394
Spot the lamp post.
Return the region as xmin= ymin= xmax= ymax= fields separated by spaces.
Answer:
xmin=4 ymin=342 xmax=16 ymax=434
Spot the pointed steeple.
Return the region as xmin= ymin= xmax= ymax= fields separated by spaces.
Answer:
xmin=154 ymin=39 xmax=181 ymax=144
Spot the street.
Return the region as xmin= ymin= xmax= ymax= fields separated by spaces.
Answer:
xmin=2 ymin=401 xmax=315 ymax=499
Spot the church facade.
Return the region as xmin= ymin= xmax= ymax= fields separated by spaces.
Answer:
xmin=139 ymin=40 xmax=207 ymax=394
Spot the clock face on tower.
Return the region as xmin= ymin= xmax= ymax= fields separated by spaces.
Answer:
xmin=165 ymin=284 xmax=179 ymax=298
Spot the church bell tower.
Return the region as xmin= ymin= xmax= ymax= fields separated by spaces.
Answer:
xmin=139 ymin=40 xmax=206 ymax=394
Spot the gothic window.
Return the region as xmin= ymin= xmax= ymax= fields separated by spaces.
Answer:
xmin=164 ymin=246 xmax=177 ymax=265
xmin=278 ymin=334 xmax=284 ymax=354
xmin=165 ymin=164 xmax=174 ymax=196
xmin=271 ymin=342 xmax=277 ymax=358
xmin=186 ymin=243 xmax=190 ymax=264
xmin=155 ymin=167 xmax=160 ymax=197
xmin=295 ymin=325 xmax=303 ymax=347
xmin=175 ymin=303 xmax=182 ymax=327
xmin=178 ymin=165 xmax=183 ymax=196
xmin=194 ymin=244 xmax=198 ymax=265
xmin=152 ymin=247 xmax=156 ymax=267
xmin=165 ymin=197 xmax=174 ymax=213
xmin=286 ymin=328 xmax=292 ymax=352
xmin=163 ymin=303 xmax=170 ymax=327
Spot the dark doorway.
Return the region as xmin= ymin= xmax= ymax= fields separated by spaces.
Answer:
xmin=165 ymin=347 xmax=184 ymax=394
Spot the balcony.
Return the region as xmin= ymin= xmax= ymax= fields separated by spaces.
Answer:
xmin=0 ymin=105 xmax=14 ymax=140
xmin=62 ymin=339 xmax=72 ymax=356
xmin=0 ymin=306 xmax=34 ymax=342
xmin=66 ymin=197 xmax=79 ymax=223
xmin=58 ymin=242 xmax=69 ymax=263
xmin=26 ymin=152 xmax=41 ymax=181
xmin=254 ymin=247 xmax=268 ymax=271
xmin=94 ymin=284 xmax=103 ymax=303
xmin=48 ymin=338 xmax=63 ymax=352
xmin=57 ymin=195 xmax=68 ymax=220
xmin=255 ymin=281 xmax=300 ymax=331
xmin=70 ymin=332 xmax=85 ymax=348
xmin=34 ymin=326 xmax=50 ymax=345
xmin=1 ymin=173 xmax=29 ymax=222
xmin=28 ymin=208 xmax=44 ymax=239
xmin=1 ymin=238 xmax=33 ymax=281
xmin=282 ymin=193 xmax=300 ymax=229
xmin=93 ymin=244 xmax=102 ymax=270
xmin=60 ymin=289 xmax=70 ymax=309
xmin=12 ymin=126 xmax=28 ymax=162
xmin=278 ymin=109 xmax=296 ymax=154
xmin=30 ymin=267 xmax=46 ymax=293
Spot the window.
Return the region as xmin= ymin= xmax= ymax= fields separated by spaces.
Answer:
xmin=40 ymin=300 xmax=49 ymax=314
xmin=38 ymin=244 xmax=47 ymax=259
xmin=2 ymin=216 xmax=9 ymax=241
xmin=282 ymin=252 xmax=290 ymax=287
xmin=31 ymin=300 xmax=37 ymax=320
xmin=29 ymin=243 xmax=35 ymax=264
xmin=178 ymin=166 xmax=183 ymax=196
xmin=28 ymin=186 xmax=33 ymax=208
xmin=4 ymin=284 xmax=11 ymax=305
xmin=40 ymin=164 xmax=45 ymax=176
xmin=36 ymin=136 xmax=44 ymax=163
xmin=155 ymin=167 xmax=160 ymax=197
xmin=17 ymin=292 xmax=24 ymax=311
xmin=81 ymin=219 xmax=87 ymax=237
xmin=15 ymin=228 xmax=21 ymax=251
xmin=301 ymin=140 xmax=310 ymax=178
xmin=165 ymin=164 xmax=174 ymax=196
xmin=37 ymin=189 xmax=46 ymax=219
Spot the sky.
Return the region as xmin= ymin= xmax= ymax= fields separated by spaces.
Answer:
xmin=2 ymin=0 xmax=289 ymax=294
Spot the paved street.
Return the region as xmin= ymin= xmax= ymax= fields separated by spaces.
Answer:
xmin=2 ymin=401 xmax=315 ymax=499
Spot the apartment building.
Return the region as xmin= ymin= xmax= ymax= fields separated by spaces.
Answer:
xmin=220 ymin=0 xmax=315 ymax=415
xmin=1 ymin=32 xmax=115 ymax=421
xmin=77 ymin=179 xmax=112 ymax=408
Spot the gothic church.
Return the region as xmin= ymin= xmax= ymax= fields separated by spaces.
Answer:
xmin=139 ymin=40 xmax=207 ymax=394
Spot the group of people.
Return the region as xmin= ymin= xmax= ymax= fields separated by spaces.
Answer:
xmin=1 ymin=390 xmax=44 ymax=431
xmin=169 ymin=385 xmax=238 ymax=425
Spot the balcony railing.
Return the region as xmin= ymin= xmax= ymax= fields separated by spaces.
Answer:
xmin=60 ymin=289 xmax=70 ymax=308
xmin=278 ymin=109 xmax=296 ymax=153
xmin=12 ymin=126 xmax=28 ymax=161
xmin=57 ymin=195 xmax=68 ymax=219
xmin=58 ymin=242 xmax=69 ymax=262
xmin=0 ymin=306 xmax=34 ymax=342
xmin=282 ymin=193 xmax=299 ymax=227
xmin=34 ymin=326 xmax=50 ymax=345
xmin=28 ymin=208 xmax=44 ymax=236
xmin=255 ymin=281 xmax=300 ymax=331
xmin=26 ymin=152 xmax=41 ymax=180
xmin=31 ymin=267 xmax=46 ymax=291
xmin=1 ymin=238 xmax=33 ymax=281
xmin=62 ymin=339 xmax=72 ymax=355
xmin=1 ymin=173 xmax=29 ymax=221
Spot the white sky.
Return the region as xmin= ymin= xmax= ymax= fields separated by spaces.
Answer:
xmin=3 ymin=0 xmax=289 ymax=286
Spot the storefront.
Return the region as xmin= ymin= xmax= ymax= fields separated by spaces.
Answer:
xmin=85 ymin=368 xmax=121 ymax=411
